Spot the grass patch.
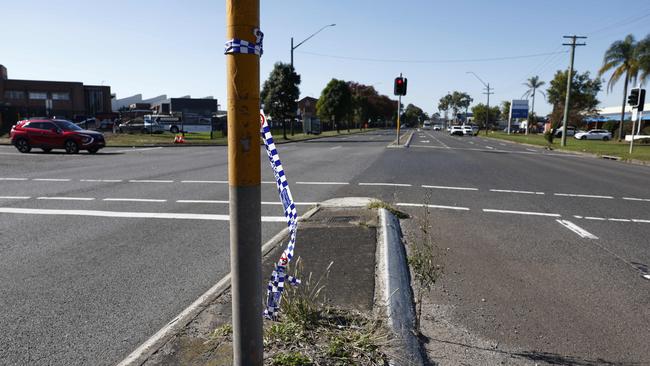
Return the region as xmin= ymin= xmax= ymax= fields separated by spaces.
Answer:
xmin=261 ymin=259 xmax=390 ymax=365
xmin=487 ymin=131 xmax=650 ymax=161
xmin=367 ymin=200 xmax=409 ymax=219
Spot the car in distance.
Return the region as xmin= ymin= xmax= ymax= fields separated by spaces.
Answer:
xmin=10 ymin=118 xmax=105 ymax=154
xmin=461 ymin=125 xmax=474 ymax=136
xmin=554 ymin=126 xmax=576 ymax=137
xmin=449 ymin=126 xmax=464 ymax=136
xmin=422 ymin=121 xmax=432 ymax=130
xmin=574 ymin=129 xmax=612 ymax=141
xmin=433 ymin=124 xmax=442 ymax=131
xmin=117 ymin=118 xmax=164 ymax=134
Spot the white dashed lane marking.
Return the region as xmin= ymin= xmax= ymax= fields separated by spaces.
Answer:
xmin=0 ymin=196 xmax=31 ymax=200
xmin=482 ymin=209 xmax=561 ymax=217
xmin=622 ymin=197 xmax=650 ymax=202
xmin=37 ymin=197 xmax=95 ymax=201
xmin=397 ymin=203 xmax=470 ymax=211
xmin=422 ymin=185 xmax=478 ymax=191
xmin=490 ymin=189 xmax=544 ymax=195
xmin=180 ymin=180 xmax=228 ymax=184
xmin=128 ymin=180 xmax=174 ymax=183
xmin=103 ymin=198 xmax=167 ymax=203
xmin=32 ymin=178 xmax=71 ymax=182
xmin=0 ymin=178 xmax=28 ymax=181
xmin=359 ymin=182 xmax=412 ymax=187
xmin=554 ymin=193 xmax=614 ymax=199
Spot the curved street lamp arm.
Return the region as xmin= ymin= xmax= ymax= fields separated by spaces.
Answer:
xmin=293 ymin=24 xmax=336 ymax=50
xmin=466 ymin=71 xmax=488 ymax=88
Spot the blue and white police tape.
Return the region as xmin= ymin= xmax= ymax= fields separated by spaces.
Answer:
xmin=260 ymin=111 xmax=300 ymax=320
xmin=224 ymin=28 xmax=264 ymax=56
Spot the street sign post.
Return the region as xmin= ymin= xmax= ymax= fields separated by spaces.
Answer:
xmin=508 ymin=99 xmax=528 ymax=135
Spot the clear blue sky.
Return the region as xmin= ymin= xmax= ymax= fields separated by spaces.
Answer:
xmin=3 ymin=0 xmax=650 ymax=116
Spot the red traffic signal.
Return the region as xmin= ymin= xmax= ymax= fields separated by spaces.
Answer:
xmin=394 ymin=76 xmax=407 ymax=96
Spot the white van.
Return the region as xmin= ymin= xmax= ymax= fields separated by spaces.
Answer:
xmin=422 ymin=121 xmax=432 ymax=130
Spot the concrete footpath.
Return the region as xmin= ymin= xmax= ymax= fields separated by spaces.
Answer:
xmin=117 ymin=198 xmax=425 ymax=366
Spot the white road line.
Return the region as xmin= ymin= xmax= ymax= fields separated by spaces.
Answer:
xmin=32 ymin=178 xmax=71 ymax=182
xmin=556 ymin=219 xmax=599 ymax=239
xmin=482 ymin=209 xmax=561 ymax=217
xmin=103 ymin=198 xmax=167 ymax=203
xmin=128 ymin=180 xmax=174 ymax=183
xmin=176 ymin=200 xmax=228 ymax=204
xmin=0 ymin=196 xmax=31 ymax=200
xmin=608 ymin=218 xmax=631 ymax=222
xmin=490 ymin=189 xmax=544 ymax=195
xmin=296 ymin=181 xmax=349 ymax=185
xmin=330 ymin=146 xmax=342 ymax=150
xmin=180 ymin=180 xmax=228 ymax=184
xmin=421 ymin=140 xmax=430 ymax=143
xmin=175 ymin=200 xmax=318 ymax=206
xmin=622 ymin=197 xmax=650 ymax=202
xmin=632 ymin=219 xmax=650 ymax=223
xmin=114 ymin=147 xmax=164 ymax=153
xmin=468 ymin=141 xmax=474 ymax=144
xmin=485 ymin=146 xmax=494 ymax=149
xmin=37 ymin=197 xmax=95 ymax=201
xmin=0 ymin=178 xmax=28 ymax=181
xmin=422 ymin=185 xmax=479 ymax=191
xmin=584 ymin=216 xmax=606 ymax=221
xmin=554 ymin=193 xmax=614 ymax=199
xmin=397 ymin=203 xmax=470 ymax=211
xmin=423 ymin=131 xmax=450 ymax=148
xmin=359 ymin=182 xmax=412 ymax=187
xmin=525 ymin=148 xmax=538 ymax=152
xmin=79 ymin=179 xmax=123 ymax=183
xmin=499 ymin=143 xmax=506 ymax=146
xmin=0 ymin=207 xmax=285 ymax=222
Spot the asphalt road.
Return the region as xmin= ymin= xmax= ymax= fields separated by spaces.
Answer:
xmin=1 ymin=129 xmax=649 ymax=365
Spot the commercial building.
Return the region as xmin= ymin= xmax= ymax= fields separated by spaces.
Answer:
xmin=0 ymin=64 xmax=112 ymax=132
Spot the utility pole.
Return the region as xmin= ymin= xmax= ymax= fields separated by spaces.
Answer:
xmin=560 ymin=35 xmax=586 ymax=147
xmin=226 ymin=1 xmax=263 ymax=365
xmin=484 ymin=83 xmax=493 ymax=136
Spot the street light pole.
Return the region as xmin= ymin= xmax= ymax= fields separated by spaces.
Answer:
xmin=467 ymin=72 xmax=493 ymax=135
xmin=290 ymin=24 xmax=335 ymax=135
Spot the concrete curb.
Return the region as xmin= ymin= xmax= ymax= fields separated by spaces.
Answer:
xmin=377 ymin=209 xmax=424 ymax=366
xmin=387 ymin=130 xmax=413 ymax=149
xmin=116 ymin=205 xmax=321 ymax=366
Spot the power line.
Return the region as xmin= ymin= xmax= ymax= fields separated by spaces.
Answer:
xmin=295 ymin=50 xmax=568 ymax=64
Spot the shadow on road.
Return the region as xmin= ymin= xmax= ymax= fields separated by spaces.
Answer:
xmin=422 ymin=336 xmax=642 ymax=366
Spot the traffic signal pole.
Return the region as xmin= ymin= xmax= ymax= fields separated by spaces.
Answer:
xmin=396 ymin=95 xmax=401 ymax=145
xmin=226 ymin=1 xmax=263 ymax=365
xmin=560 ymin=35 xmax=586 ymax=147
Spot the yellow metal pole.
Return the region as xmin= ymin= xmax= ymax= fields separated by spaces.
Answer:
xmin=226 ymin=0 xmax=262 ymax=365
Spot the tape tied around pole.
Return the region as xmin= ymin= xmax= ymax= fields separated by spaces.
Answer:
xmin=224 ymin=28 xmax=264 ymax=56
xmin=260 ymin=110 xmax=300 ymax=320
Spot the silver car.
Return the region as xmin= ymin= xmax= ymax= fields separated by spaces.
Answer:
xmin=574 ymin=129 xmax=612 ymax=141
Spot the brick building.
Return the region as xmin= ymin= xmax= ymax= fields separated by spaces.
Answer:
xmin=0 ymin=64 xmax=112 ymax=132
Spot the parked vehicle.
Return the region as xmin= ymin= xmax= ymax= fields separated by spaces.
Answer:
xmin=449 ymin=126 xmax=464 ymax=136
xmin=574 ymin=129 xmax=612 ymax=141
xmin=10 ymin=118 xmax=105 ymax=154
xmin=462 ymin=125 xmax=474 ymax=136
xmin=433 ymin=124 xmax=442 ymax=131
xmin=117 ymin=118 xmax=164 ymax=134
xmin=554 ymin=126 xmax=576 ymax=137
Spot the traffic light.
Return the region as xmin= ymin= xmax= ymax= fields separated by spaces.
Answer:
xmin=394 ymin=77 xmax=407 ymax=96
xmin=628 ymin=88 xmax=646 ymax=111
xmin=628 ymin=88 xmax=640 ymax=107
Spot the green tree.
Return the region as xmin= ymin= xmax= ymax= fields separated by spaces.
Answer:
xmin=316 ymin=79 xmax=353 ymax=133
xmin=471 ymin=103 xmax=500 ymax=129
xmin=638 ymin=35 xmax=650 ymax=80
xmin=547 ymin=70 xmax=601 ymax=129
xmin=437 ymin=94 xmax=453 ymax=124
xmin=452 ymin=91 xmax=473 ymax=123
xmin=261 ymin=62 xmax=301 ymax=139
xmin=598 ymin=34 xmax=642 ymax=140
xmin=523 ymin=76 xmax=545 ymax=133
xmin=402 ymin=103 xmax=426 ymax=126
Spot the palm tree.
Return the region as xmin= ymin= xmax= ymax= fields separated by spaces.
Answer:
xmin=638 ymin=35 xmax=650 ymax=83
xmin=599 ymin=34 xmax=641 ymax=141
xmin=522 ymin=76 xmax=545 ymax=134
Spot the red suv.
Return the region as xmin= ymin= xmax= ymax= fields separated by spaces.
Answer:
xmin=10 ymin=118 xmax=106 ymax=154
